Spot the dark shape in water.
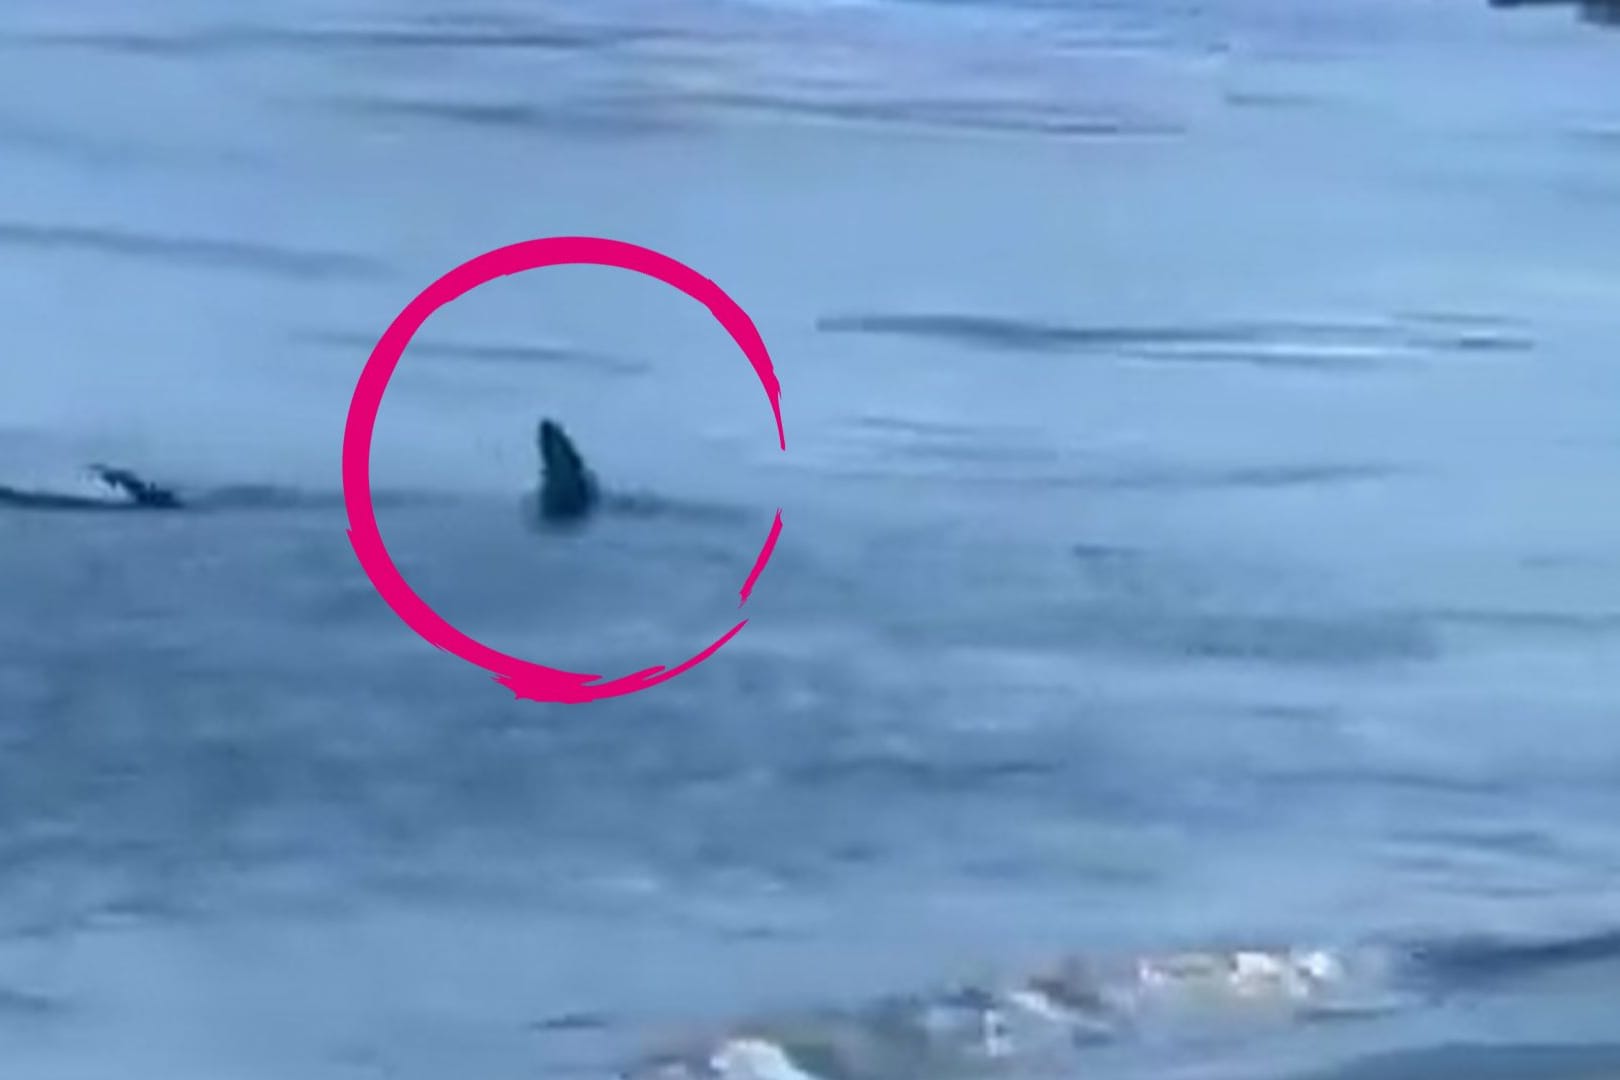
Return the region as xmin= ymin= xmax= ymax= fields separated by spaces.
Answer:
xmin=537 ymin=419 xmax=598 ymax=523
xmin=1489 ymin=0 xmax=1620 ymax=28
xmin=0 ymin=464 xmax=183 ymax=511
xmin=87 ymin=464 xmax=183 ymax=508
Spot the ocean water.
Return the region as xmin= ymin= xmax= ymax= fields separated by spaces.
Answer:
xmin=2 ymin=0 xmax=1620 ymax=1076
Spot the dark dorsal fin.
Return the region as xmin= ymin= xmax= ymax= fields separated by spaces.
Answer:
xmin=88 ymin=464 xmax=183 ymax=508
xmin=536 ymin=420 xmax=598 ymax=522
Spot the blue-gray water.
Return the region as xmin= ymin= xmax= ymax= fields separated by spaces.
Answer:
xmin=2 ymin=1 xmax=1620 ymax=1077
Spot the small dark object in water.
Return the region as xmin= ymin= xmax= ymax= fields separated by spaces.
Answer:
xmin=0 ymin=466 xmax=183 ymax=511
xmin=88 ymin=464 xmax=183 ymax=508
xmin=537 ymin=419 xmax=598 ymax=523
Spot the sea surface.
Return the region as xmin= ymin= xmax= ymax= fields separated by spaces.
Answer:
xmin=2 ymin=0 xmax=1619 ymax=1077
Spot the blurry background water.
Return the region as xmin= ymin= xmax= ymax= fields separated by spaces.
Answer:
xmin=1 ymin=0 xmax=1619 ymax=1077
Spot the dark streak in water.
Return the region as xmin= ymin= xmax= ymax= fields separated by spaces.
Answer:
xmin=188 ymin=485 xmax=449 ymax=512
xmin=299 ymin=331 xmax=648 ymax=375
xmin=0 ymin=109 xmax=262 ymax=172
xmin=1070 ymin=543 xmax=1142 ymax=564
xmin=1181 ymin=464 xmax=1401 ymax=488
xmin=328 ymin=96 xmax=680 ymax=138
xmin=822 ymin=313 xmax=1255 ymax=351
xmin=852 ymin=415 xmax=1005 ymax=439
xmin=0 ymin=23 xmax=662 ymax=57
xmin=847 ymin=418 xmax=1390 ymax=485
xmin=1305 ymin=1041 xmax=1620 ymax=1080
xmin=1260 ymin=766 xmax=1509 ymax=797
xmin=1399 ymin=310 xmax=1525 ymax=327
xmin=1065 ymin=462 xmax=1403 ymax=491
xmin=1123 ymin=346 xmax=1390 ymax=371
xmin=0 ymin=987 xmax=61 ymax=1019
xmin=0 ymin=114 xmax=142 ymax=167
xmin=1572 ymin=126 xmax=1620 ymax=147
xmin=0 ymin=222 xmax=377 ymax=280
xmin=1430 ymin=608 xmax=1620 ymax=635
xmin=528 ymin=1011 xmax=613 ymax=1034
xmin=819 ymin=312 xmax=1533 ymax=365
xmin=1412 ymin=927 xmax=1620 ymax=982
xmin=848 ymin=416 xmax=1051 ymax=465
xmin=1224 ymin=89 xmax=1329 ymax=110
xmin=882 ymin=440 xmax=1061 ymax=466
xmin=600 ymin=492 xmax=755 ymax=527
xmin=1489 ymin=0 xmax=1620 ymax=30
xmin=1394 ymin=825 xmax=1562 ymax=860
xmin=683 ymin=91 xmax=1181 ymax=139
xmin=1170 ymin=612 xmax=1435 ymax=664
xmin=820 ymin=460 xmax=1403 ymax=493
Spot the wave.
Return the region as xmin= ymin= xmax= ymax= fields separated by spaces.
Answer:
xmin=1 ymin=472 xmax=749 ymax=522
xmin=325 ymin=95 xmax=683 ymax=138
xmin=676 ymin=90 xmax=1177 ymax=139
xmin=813 ymin=459 xmax=1404 ymax=495
xmin=0 ymin=221 xmax=378 ymax=280
xmin=817 ymin=312 xmax=1534 ymax=368
xmin=0 ymin=479 xmax=438 ymax=515
xmin=298 ymin=330 xmax=650 ymax=375
xmin=0 ymin=20 xmax=657 ymax=58
xmin=187 ymin=484 xmax=412 ymax=511
xmin=624 ymin=944 xmax=1408 ymax=1080
xmin=1305 ymin=1040 xmax=1620 ymax=1080
xmin=1406 ymin=926 xmax=1620 ymax=985
xmin=0 ymin=986 xmax=59 ymax=1019
xmin=622 ymin=926 xmax=1620 ymax=1079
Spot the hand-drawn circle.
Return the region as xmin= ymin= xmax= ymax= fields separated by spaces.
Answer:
xmin=342 ymin=236 xmax=786 ymax=704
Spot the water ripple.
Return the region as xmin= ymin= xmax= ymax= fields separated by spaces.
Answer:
xmin=819 ymin=312 xmax=1534 ymax=368
xmin=0 ymin=222 xmax=378 ymax=280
